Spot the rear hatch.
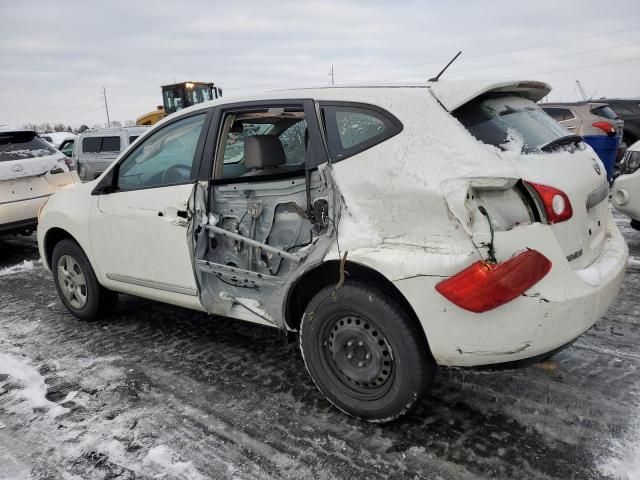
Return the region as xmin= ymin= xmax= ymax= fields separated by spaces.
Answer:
xmin=0 ymin=130 xmax=70 ymax=203
xmin=444 ymin=88 xmax=609 ymax=270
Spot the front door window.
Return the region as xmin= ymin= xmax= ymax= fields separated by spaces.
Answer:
xmin=117 ymin=114 xmax=206 ymax=191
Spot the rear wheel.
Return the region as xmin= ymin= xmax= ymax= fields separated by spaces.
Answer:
xmin=52 ymin=239 xmax=117 ymax=320
xmin=300 ymin=281 xmax=435 ymax=422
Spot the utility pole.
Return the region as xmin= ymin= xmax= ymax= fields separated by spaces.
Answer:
xmin=102 ymin=86 xmax=111 ymax=127
xmin=329 ymin=65 xmax=335 ymax=86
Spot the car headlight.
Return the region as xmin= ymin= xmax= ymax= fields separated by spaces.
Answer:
xmin=622 ymin=151 xmax=640 ymax=174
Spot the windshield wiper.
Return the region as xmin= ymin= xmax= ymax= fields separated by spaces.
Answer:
xmin=540 ymin=134 xmax=583 ymax=152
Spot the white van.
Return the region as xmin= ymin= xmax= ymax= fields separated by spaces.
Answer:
xmin=74 ymin=126 xmax=149 ymax=181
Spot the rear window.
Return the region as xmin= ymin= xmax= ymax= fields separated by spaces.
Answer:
xmin=321 ymin=103 xmax=403 ymax=162
xmin=128 ymin=135 xmax=139 ymax=144
xmin=0 ymin=131 xmax=57 ymax=162
xmin=82 ymin=136 xmax=121 ymax=153
xmin=590 ymin=105 xmax=619 ymax=120
xmin=101 ymin=136 xmax=121 ymax=152
xmin=454 ymin=96 xmax=572 ymax=153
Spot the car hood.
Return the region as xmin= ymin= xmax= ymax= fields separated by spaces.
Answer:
xmin=427 ymin=79 xmax=551 ymax=111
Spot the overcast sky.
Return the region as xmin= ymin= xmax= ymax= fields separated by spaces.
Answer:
xmin=1 ymin=0 xmax=639 ymax=127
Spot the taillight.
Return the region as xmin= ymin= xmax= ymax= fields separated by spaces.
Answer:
xmin=435 ymin=249 xmax=552 ymax=313
xmin=592 ymin=121 xmax=616 ymax=136
xmin=525 ymin=182 xmax=573 ymax=224
xmin=63 ymin=157 xmax=76 ymax=171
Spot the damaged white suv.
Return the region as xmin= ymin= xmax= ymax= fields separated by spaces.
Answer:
xmin=37 ymin=80 xmax=628 ymax=422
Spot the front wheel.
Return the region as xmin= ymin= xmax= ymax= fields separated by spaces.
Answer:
xmin=52 ymin=239 xmax=117 ymax=320
xmin=300 ymin=281 xmax=435 ymax=422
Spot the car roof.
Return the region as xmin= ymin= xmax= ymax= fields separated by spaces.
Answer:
xmin=541 ymin=101 xmax=610 ymax=108
xmin=0 ymin=125 xmax=35 ymax=135
xmin=79 ymin=126 xmax=149 ymax=137
xmin=158 ymin=79 xmax=551 ymax=123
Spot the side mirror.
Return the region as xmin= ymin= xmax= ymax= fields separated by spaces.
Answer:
xmin=91 ymin=169 xmax=116 ymax=195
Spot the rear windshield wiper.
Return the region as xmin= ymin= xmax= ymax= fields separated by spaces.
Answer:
xmin=540 ymin=135 xmax=583 ymax=152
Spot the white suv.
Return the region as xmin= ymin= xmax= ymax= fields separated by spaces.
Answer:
xmin=0 ymin=126 xmax=79 ymax=236
xmin=37 ymin=80 xmax=627 ymax=421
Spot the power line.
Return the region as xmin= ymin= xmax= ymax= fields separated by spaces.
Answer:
xmin=223 ymin=27 xmax=640 ymax=92
xmin=449 ymin=41 xmax=640 ymax=74
xmin=533 ymin=55 xmax=640 ymax=75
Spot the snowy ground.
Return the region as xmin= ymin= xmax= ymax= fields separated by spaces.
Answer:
xmin=0 ymin=212 xmax=638 ymax=480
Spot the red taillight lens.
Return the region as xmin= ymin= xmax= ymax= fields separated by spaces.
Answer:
xmin=435 ymin=250 xmax=552 ymax=313
xmin=64 ymin=157 xmax=76 ymax=171
xmin=592 ymin=121 xmax=616 ymax=136
xmin=525 ymin=182 xmax=573 ymax=224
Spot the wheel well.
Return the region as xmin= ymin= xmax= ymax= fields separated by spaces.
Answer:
xmin=43 ymin=228 xmax=76 ymax=269
xmin=285 ymin=260 xmax=433 ymax=359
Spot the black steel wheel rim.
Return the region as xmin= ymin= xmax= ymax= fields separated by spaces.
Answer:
xmin=322 ymin=314 xmax=395 ymax=400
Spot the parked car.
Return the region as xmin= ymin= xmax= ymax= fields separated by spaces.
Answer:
xmin=612 ymin=140 xmax=640 ymax=230
xmin=541 ymin=101 xmax=623 ymax=180
xmin=41 ymin=132 xmax=76 ymax=149
xmin=601 ymin=98 xmax=640 ymax=151
xmin=58 ymin=138 xmax=75 ymax=158
xmin=74 ymin=126 xmax=149 ymax=181
xmin=0 ymin=126 xmax=79 ymax=236
xmin=37 ymin=80 xmax=627 ymax=422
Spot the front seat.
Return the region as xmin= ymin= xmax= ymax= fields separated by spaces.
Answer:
xmin=242 ymin=135 xmax=286 ymax=176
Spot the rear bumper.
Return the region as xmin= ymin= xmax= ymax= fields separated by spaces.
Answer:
xmin=394 ymin=215 xmax=628 ymax=366
xmin=0 ymin=195 xmax=50 ymax=235
xmin=612 ymin=169 xmax=640 ymax=221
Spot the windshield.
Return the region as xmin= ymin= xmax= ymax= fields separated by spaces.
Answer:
xmin=453 ymin=95 xmax=573 ymax=153
xmin=0 ymin=131 xmax=57 ymax=162
xmin=186 ymin=84 xmax=214 ymax=104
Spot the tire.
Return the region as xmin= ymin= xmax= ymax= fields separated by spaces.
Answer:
xmin=300 ymin=281 xmax=436 ymax=422
xmin=52 ymin=239 xmax=117 ymax=320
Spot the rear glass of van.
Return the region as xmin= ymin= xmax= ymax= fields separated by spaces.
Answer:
xmin=82 ymin=136 xmax=121 ymax=153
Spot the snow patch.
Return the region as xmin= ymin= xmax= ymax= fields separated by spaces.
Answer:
xmin=0 ymin=260 xmax=36 ymax=277
xmin=142 ymin=445 xmax=206 ymax=480
xmin=599 ymin=402 xmax=640 ymax=480
xmin=0 ymin=353 xmax=67 ymax=417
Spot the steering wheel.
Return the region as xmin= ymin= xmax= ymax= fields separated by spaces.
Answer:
xmin=162 ymin=164 xmax=191 ymax=184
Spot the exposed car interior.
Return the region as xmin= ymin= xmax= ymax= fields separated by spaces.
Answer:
xmin=215 ymin=109 xmax=307 ymax=180
xmin=195 ymin=105 xmax=334 ymax=323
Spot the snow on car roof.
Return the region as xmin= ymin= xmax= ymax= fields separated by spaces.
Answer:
xmin=0 ymin=125 xmax=35 ymax=134
xmin=157 ymin=79 xmax=551 ymax=126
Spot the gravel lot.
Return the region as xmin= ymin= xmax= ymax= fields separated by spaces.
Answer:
xmin=0 ymin=212 xmax=638 ymax=480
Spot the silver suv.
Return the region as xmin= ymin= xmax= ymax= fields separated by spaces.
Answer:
xmin=541 ymin=101 xmax=623 ymax=137
xmin=74 ymin=126 xmax=149 ymax=181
